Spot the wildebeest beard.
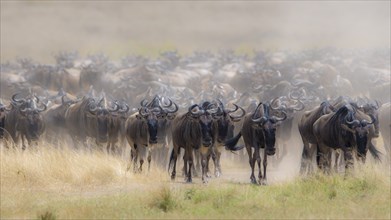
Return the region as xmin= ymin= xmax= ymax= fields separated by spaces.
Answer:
xmin=97 ymin=117 xmax=108 ymax=142
xmin=356 ymin=134 xmax=368 ymax=158
xmin=217 ymin=116 xmax=234 ymax=143
xmin=27 ymin=119 xmax=41 ymax=140
xmin=147 ymin=118 xmax=158 ymax=144
xmin=199 ymin=115 xmax=213 ymax=147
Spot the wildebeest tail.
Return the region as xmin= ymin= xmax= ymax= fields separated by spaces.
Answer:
xmin=168 ymin=147 xmax=180 ymax=173
xmin=368 ymin=141 xmax=382 ymax=162
xmin=224 ymin=131 xmax=244 ymax=151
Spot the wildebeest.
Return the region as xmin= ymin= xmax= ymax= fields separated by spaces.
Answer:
xmin=44 ymin=95 xmax=78 ymax=145
xmin=313 ymin=104 xmax=380 ymax=172
xmin=106 ymin=100 xmax=130 ymax=155
xmin=331 ymin=96 xmax=381 ymax=167
xmin=205 ymin=100 xmax=246 ymax=177
xmin=125 ymin=95 xmax=178 ymax=173
xmin=270 ymin=94 xmax=305 ymax=164
xmin=64 ymin=95 xmax=119 ymax=149
xmin=169 ymin=101 xmax=243 ymax=183
xmin=225 ymin=102 xmax=287 ymax=184
xmin=4 ymin=93 xmax=47 ymax=149
xmin=298 ymin=101 xmax=335 ymax=174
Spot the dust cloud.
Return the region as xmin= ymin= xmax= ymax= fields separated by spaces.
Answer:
xmin=1 ymin=1 xmax=390 ymax=63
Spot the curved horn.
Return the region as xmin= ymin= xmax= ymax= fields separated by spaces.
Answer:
xmin=292 ymin=100 xmax=305 ymax=111
xmin=140 ymin=99 xmax=148 ymax=107
xmin=270 ymin=98 xmax=285 ymax=111
xmin=4 ymin=104 xmax=13 ymax=111
xmin=12 ymin=93 xmax=25 ymax=103
xmin=36 ymin=103 xmax=47 ymax=112
xmin=119 ymin=103 xmax=130 ymax=113
xmin=289 ymin=90 xmax=301 ymax=100
xmin=161 ymin=97 xmax=173 ymax=108
xmin=252 ymin=116 xmax=268 ymax=123
xmin=206 ymin=103 xmax=219 ymax=114
xmin=164 ymin=99 xmax=178 ymax=114
xmin=89 ymin=102 xmax=98 ymax=113
xmin=189 ymin=104 xmax=203 ymax=116
xmin=361 ymin=114 xmax=376 ymax=126
xmin=228 ymin=104 xmax=246 ymax=120
xmin=108 ymin=102 xmax=120 ymax=112
xmin=225 ymin=103 xmax=238 ymax=114
xmin=251 ymin=102 xmax=263 ymax=121
xmin=217 ymin=99 xmax=225 ymax=111
xmin=345 ymin=117 xmax=360 ymax=126
xmin=34 ymin=95 xmax=40 ymax=103
xmin=20 ymin=107 xmax=31 ymax=113
xmin=98 ymin=98 xmax=104 ymax=107
xmin=61 ymin=95 xmax=66 ymax=105
xmin=139 ymin=107 xmax=149 ymax=117
xmin=271 ymin=111 xmax=287 ymax=122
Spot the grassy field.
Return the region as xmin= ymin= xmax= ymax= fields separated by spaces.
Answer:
xmin=1 ymin=146 xmax=390 ymax=219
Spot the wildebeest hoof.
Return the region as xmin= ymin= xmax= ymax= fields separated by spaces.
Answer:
xmin=202 ymin=179 xmax=208 ymax=184
xmin=185 ymin=177 xmax=192 ymax=183
xmin=250 ymin=177 xmax=257 ymax=184
xmin=215 ymin=171 xmax=221 ymax=178
xmin=206 ymin=172 xmax=211 ymax=178
xmin=259 ymin=179 xmax=267 ymax=185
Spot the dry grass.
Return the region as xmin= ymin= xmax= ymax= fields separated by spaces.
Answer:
xmin=1 ymin=143 xmax=390 ymax=219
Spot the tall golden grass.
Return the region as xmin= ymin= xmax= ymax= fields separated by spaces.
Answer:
xmin=1 ymin=144 xmax=390 ymax=219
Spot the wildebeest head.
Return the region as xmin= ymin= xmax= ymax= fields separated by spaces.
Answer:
xmin=19 ymin=100 xmax=47 ymax=141
xmin=188 ymin=101 xmax=219 ymax=147
xmin=251 ymin=102 xmax=287 ymax=155
xmin=270 ymin=94 xmax=305 ymax=118
xmin=358 ymin=100 xmax=381 ymax=138
xmin=88 ymin=98 xmax=119 ymax=143
xmin=138 ymin=95 xmax=178 ymax=144
xmin=215 ymin=100 xmax=246 ymax=143
xmin=341 ymin=110 xmax=375 ymax=158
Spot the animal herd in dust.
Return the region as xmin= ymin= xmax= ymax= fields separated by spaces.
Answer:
xmin=0 ymin=48 xmax=390 ymax=184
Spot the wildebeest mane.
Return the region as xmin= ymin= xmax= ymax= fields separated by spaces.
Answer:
xmin=325 ymin=105 xmax=354 ymax=147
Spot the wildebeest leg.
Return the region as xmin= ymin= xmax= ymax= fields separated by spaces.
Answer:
xmin=132 ymin=144 xmax=139 ymax=173
xmin=106 ymin=142 xmax=111 ymax=154
xmin=147 ymin=148 xmax=152 ymax=172
xmin=170 ymin=146 xmax=179 ymax=181
xmin=139 ymin=159 xmax=144 ymax=172
xmin=194 ymin=149 xmax=201 ymax=176
xmin=205 ymin=153 xmax=212 ymax=178
xmin=183 ymin=152 xmax=188 ymax=181
xmin=255 ymin=148 xmax=262 ymax=184
xmin=21 ymin=135 xmax=27 ymax=150
xmin=246 ymin=146 xmax=256 ymax=184
xmin=200 ymin=146 xmax=209 ymax=184
xmin=318 ymin=144 xmax=331 ymax=174
xmin=344 ymin=147 xmax=354 ymax=171
xmin=188 ymin=153 xmax=194 ymax=183
xmin=300 ymin=141 xmax=310 ymax=175
xmin=261 ymin=149 xmax=268 ymax=185
xmin=215 ymin=146 xmax=222 ymax=177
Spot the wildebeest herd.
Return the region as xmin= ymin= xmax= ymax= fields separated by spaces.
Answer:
xmin=0 ymin=48 xmax=390 ymax=184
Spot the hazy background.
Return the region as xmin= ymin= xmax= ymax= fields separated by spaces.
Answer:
xmin=1 ymin=1 xmax=390 ymax=63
